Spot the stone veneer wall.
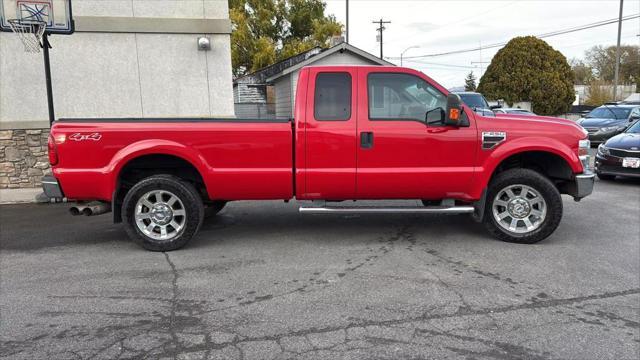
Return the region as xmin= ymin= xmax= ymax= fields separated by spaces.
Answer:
xmin=0 ymin=129 xmax=51 ymax=189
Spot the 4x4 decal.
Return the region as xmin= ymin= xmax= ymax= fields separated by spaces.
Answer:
xmin=69 ymin=133 xmax=102 ymax=142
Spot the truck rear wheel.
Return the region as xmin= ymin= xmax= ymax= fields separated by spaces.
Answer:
xmin=483 ymin=169 xmax=562 ymax=244
xmin=122 ymin=175 xmax=204 ymax=251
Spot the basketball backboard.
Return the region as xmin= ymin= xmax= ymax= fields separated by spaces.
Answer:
xmin=0 ymin=0 xmax=73 ymax=34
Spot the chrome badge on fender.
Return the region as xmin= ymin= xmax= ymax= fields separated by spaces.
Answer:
xmin=482 ymin=132 xmax=506 ymax=150
xmin=69 ymin=133 xmax=102 ymax=141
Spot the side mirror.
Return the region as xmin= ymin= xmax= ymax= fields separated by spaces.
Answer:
xmin=629 ymin=115 xmax=640 ymax=122
xmin=445 ymin=93 xmax=463 ymax=126
xmin=489 ymin=104 xmax=502 ymax=110
xmin=426 ymin=107 xmax=445 ymax=125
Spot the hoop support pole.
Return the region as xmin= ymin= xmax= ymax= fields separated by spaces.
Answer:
xmin=42 ymin=33 xmax=55 ymax=125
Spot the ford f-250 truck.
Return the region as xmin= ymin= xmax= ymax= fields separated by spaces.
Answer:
xmin=42 ymin=66 xmax=594 ymax=251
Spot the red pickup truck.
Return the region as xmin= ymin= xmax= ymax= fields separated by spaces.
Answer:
xmin=43 ymin=66 xmax=594 ymax=251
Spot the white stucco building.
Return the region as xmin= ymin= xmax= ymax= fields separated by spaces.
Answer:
xmin=0 ymin=0 xmax=234 ymax=192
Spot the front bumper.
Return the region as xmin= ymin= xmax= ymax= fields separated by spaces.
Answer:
xmin=564 ymin=154 xmax=595 ymax=200
xmin=572 ymin=172 xmax=595 ymax=199
xmin=41 ymin=175 xmax=64 ymax=199
xmin=595 ymin=153 xmax=640 ymax=178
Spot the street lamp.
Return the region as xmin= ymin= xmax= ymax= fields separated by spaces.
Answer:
xmin=400 ymin=46 xmax=419 ymax=67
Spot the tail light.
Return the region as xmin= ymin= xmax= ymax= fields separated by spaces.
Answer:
xmin=48 ymin=135 xmax=58 ymax=166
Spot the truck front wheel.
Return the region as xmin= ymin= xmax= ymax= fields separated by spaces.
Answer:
xmin=484 ymin=169 xmax=562 ymax=244
xmin=122 ymin=175 xmax=204 ymax=251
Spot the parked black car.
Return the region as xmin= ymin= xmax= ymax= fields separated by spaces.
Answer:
xmin=577 ymin=104 xmax=640 ymax=144
xmin=454 ymin=91 xmax=499 ymax=117
xmin=595 ymin=120 xmax=640 ymax=180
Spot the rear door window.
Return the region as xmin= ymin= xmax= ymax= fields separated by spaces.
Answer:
xmin=314 ymin=73 xmax=352 ymax=121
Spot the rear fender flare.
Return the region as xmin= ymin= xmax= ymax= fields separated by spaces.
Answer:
xmin=107 ymin=139 xmax=211 ymax=197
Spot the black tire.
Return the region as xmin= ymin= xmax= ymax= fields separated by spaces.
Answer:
xmin=122 ymin=175 xmax=204 ymax=251
xmin=483 ymin=169 xmax=562 ymax=244
xmin=205 ymin=201 xmax=227 ymax=218
xmin=597 ymin=173 xmax=616 ymax=181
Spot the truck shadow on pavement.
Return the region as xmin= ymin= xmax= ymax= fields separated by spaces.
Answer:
xmin=1 ymin=203 xmax=494 ymax=252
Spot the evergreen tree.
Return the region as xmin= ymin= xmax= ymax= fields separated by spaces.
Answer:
xmin=478 ymin=36 xmax=574 ymax=115
xmin=464 ymin=71 xmax=477 ymax=91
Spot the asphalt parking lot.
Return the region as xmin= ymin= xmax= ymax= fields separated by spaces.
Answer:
xmin=1 ymin=177 xmax=639 ymax=360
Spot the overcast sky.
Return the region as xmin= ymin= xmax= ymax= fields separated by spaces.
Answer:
xmin=323 ymin=0 xmax=640 ymax=88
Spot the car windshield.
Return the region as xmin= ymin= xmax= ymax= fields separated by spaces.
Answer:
xmin=586 ymin=107 xmax=631 ymax=119
xmin=507 ymin=109 xmax=532 ymax=114
xmin=458 ymin=94 xmax=489 ymax=109
xmin=626 ymin=121 xmax=640 ymax=133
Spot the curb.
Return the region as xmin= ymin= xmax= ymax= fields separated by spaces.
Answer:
xmin=0 ymin=188 xmax=49 ymax=205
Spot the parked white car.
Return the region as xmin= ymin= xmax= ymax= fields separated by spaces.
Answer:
xmin=494 ymin=108 xmax=536 ymax=116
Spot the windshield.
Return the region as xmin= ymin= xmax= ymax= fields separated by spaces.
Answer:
xmin=626 ymin=121 xmax=640 ymax=133
xmin=458 ymin=94 xmax=489 ymax=109
xmin=586 ymin=107 xmax=631 ymax=119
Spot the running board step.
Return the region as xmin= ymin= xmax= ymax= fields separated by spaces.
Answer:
xmin=299 ymin=206 xmax=475 ymax=214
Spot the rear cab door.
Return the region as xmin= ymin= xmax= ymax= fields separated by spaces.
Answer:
xmin=297 ymin=67 xmax=358 ymax=200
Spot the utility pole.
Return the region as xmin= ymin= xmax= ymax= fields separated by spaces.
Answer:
xmin=345 ymin=0 xmax=349 ymax=43
xmin=613 ymin=0 xmax=624 ymax=101
xmin=373 ymin=18 xmax=391 ymax=59
xmin=471 ymin=61 xmax=490 ymax=79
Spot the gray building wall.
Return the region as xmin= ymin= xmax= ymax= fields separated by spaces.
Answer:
xmin=274 ymin=74 xmax=292 ymax=118
xmin=274 ymin=51 xmax=380 ymax=118
xmin=234 ymin=103 xmax=275 ymax=118
xmin=233 ymin=82 xmax=267 ymax=104
xmin=0 ymin=0 xmax=234 ymax=189
xmin=0 ymin=0 xmax=234 ymax=130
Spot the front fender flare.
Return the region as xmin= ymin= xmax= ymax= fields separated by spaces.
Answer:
xmin=473 ymin=137 xmax=581 ymax=197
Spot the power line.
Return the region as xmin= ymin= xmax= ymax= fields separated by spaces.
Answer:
xmin=389 ymin=14 xmax=640 ymax=60
xmin=384 ymin=0 xmax=518 ymax=45
xmin=402 ymin=59 xmax=477 ymax=69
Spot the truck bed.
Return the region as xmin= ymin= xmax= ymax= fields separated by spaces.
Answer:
xmin=51 ymin=118 xmax=294 ymax=201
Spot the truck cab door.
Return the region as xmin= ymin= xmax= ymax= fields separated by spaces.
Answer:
xmin=300 ymin=68 xmax=358 ymax=200
xmin=355 ymin=69 xmax=477 ymax=200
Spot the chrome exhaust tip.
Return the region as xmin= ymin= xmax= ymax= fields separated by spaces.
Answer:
xmin=69 ymin=202 xmax=111 ymax=217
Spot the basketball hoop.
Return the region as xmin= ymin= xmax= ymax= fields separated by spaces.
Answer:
xmin=8 ymin=19 xmax=46 ymax=53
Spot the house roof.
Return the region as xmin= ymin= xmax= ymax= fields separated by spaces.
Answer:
xmin=265 ymin=42 xmax=393 ymax=82
xmin=233 ymin=46 xmax=323 ymax=84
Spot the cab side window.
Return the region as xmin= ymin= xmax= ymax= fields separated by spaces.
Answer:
xmin=314 ymin=73 xmax=352 ymax=121
xmin=368 ymin=73 xmax=447 ymax=122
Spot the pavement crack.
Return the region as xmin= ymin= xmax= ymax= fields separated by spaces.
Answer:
xmin=218 ymin=287 xmax=640 ymax=346
xmin=418 ymin=328 xmax=553 ymax=360
xmin=164 ymin=251 xmax=180 ymax=359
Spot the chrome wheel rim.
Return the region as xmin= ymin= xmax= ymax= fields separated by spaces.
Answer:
xmin=492 ymin=184 xmax=546 ymax=234
xmin=135 ymin=190 xmax=186 ymax=241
